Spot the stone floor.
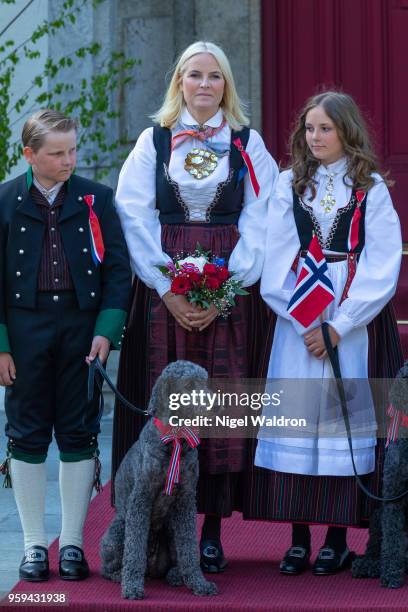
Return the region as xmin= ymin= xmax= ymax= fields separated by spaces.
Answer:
xmin=0 ymin=385 xmax=115 ymax=599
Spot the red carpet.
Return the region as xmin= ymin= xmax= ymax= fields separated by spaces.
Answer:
xmin=2 ymin=482 xmax=408 ymax=611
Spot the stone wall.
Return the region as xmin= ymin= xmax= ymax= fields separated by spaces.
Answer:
xmin=115 ymin=0 xmax=262 ymax=154
xmin=4 ymin=0 xmax=49 ymax=181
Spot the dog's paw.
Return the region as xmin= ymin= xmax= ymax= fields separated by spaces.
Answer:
xmin=166 ymin=566 xmax=183 ymax=587
xmin=380 ymin=574 xmax=404 ymax=589
xmin=121 ymin=582 xmax=145 ymax=600
xmin=100 ymin=543 xmax=116 ymax=563
xmin=191 ymin=578 xmax=218 ymax=596
xmin=109 ymin=570 xmax=122 ymax=583
xmin=100 ymin=559 xmax=122 ymax=579
xmin=351 ymin=555 xmax=380 ymax=578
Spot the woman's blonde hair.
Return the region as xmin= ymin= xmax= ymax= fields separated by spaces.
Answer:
xmin=290 ymin=91 xmax=392 ymax=199
xmin=151 ymin=41 xmax=249 ymax=131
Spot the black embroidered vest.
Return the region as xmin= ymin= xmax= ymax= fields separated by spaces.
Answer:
xmin=293 ymin=189 xmax=367 ymax=252
xmin=152 ymin=126 xmax=250 ymax=224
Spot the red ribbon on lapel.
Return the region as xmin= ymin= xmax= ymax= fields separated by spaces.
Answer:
xmin=386 ymin=404 xmax=408 ymax=447
xmin=83 ymin=194 xmax=105 ymax=264
xmin=232 ymin=137 xmax=260 ymax=197
xmin=347 ymin=190 xmax=365 ymax=252
xmin=154 ymin=417 xmax=200 ymax=495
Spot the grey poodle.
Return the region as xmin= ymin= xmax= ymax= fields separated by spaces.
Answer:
xmin=100 ymin=360 xmax=218 ymax=600
xmin=352 ymin=360 xmax=408 ymax=588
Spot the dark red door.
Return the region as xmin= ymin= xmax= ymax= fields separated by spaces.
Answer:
xmin=262 ymin=0 xmax=408 ymax=355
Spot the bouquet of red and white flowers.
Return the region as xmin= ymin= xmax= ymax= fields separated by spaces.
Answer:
xmin=156 ymin=243 xmax=249 ymax=318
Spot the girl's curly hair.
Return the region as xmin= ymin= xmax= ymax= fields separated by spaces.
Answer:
xmin=289 ymin=91 xmax=392 ymax=199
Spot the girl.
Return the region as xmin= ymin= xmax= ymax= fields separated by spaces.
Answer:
xmin=256 ymin=91 xmax=403 ymax=575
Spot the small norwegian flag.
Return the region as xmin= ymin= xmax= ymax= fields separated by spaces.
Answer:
xmin=287 ymin=235 xmax=335 ymax=328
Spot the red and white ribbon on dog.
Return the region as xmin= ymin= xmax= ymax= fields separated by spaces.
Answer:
xmin=83 ymin=194 xmax=105 ymax=265
xmin=232 ymin=137 xmax=260 ymax=197
xmin=386 ymin=404 xmax=408 ymax=447
xmin=153 ymin=417 xmax=200 ymax=495
xmin=347 ymin=190 xmax=365 ymax=252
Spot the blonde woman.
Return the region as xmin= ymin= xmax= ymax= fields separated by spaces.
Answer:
xmin=111 ymin=41 xmax=278 ymax=572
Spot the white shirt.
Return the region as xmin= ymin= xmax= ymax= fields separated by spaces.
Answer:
xmin=261 ymin=161 xmax=402 ymax=338
xmin=115 ymin=108 xmax=279 ymax=297
xmin=33 ymin=176 xmax=64 ymax=205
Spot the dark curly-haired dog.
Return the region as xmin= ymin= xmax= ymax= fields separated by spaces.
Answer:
xmin=352 ymin=360 xmax=408 ymax=588
xmin=100 ymin=360 xmax=217 ymax=600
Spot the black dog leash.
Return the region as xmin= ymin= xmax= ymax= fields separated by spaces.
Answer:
xmin=322 ymin=321 xmax=408 ymax=502
xmin=87 ymin=357 xmax=149 ymax=417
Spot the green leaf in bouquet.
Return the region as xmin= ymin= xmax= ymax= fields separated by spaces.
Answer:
xmin=194 ymin=242 xmax=211 ymax=259
xmin=156 ymin=265 xmax=170 ymax=275
xmin=235 ymin=287 xmax=250 ymax=296
xmin=189 ymin=295 xmax=210 ymax=309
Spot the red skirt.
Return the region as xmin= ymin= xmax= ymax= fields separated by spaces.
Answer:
xmin=111 ymin=224 xmax=274 ymax=515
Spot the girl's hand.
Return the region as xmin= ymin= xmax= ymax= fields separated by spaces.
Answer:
xmin=303 ymin=325 xmax=340 ymax=360
xmin=162 ymin=292 xmax=198 ymax=331
xmin=0 ymin=352 xmax=16 ymax=386
xmin=186 ymin=304 xmax=219 ymax=331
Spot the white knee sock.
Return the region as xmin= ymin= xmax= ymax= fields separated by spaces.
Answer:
xmin=10 ymin=459 xmax=48 ymax=552
xmin=59 ymin=459 xmax=94 ymax=550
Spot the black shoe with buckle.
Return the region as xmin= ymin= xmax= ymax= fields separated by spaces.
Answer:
xmin=200 ymin=539 xmax=228 ymax=573
xmin=59 ymin=545 xmax=89 ymax=580
xmin=19 ymin=546 xmax=49 ymax=582
xmin=280 ymin=545 xmax=311 ymax=575
xmin=312 ymin=546 xmax=354 ymax=575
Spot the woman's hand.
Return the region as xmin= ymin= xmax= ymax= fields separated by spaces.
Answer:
xmin=303 ymin=325 xmax=340 ymax=360
xmin=187 ymin=303 xmax=219 ymax=332
xmin=162 ymin=292 xmax=199 ymax=331
xmin=0 ymin=352 xmax=16 ymax=386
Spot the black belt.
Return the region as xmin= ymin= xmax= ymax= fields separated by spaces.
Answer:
xmin=299 ymin=251 xmax=359 ymax=263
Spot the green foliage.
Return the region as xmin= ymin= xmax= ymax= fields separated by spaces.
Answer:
xmin=0 ymin=0 xmax=137 ymax=182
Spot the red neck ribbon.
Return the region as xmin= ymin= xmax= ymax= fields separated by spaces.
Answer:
xmin=171 ymin=119 xmax=227 ymax=151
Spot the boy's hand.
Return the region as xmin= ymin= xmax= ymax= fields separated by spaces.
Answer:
xmin=0 ymin=353 xmax=16 ymax=386
xmin=86 ymin=336 xmax=111 ymax=365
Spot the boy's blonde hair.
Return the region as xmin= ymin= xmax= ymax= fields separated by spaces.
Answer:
xmin=152 ymin=41 xmax=249 ymax=131
xmin=22 ymin=109 xmax=78 ymax=152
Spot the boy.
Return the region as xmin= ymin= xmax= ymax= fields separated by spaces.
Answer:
xmin=0 ymin=109 xmax=131 ymax=581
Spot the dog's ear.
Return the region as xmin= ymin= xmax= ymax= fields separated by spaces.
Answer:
xmin=147 ymin=372 xmax=164 ymax=417
xmin=148 ymin=373 xmax=178 ymax=422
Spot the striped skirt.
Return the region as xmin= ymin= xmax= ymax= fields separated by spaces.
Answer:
xmin=242 ymin=303 xmax=403 ymax=526
xmin=111 ymin=224 xmax=274 ymax=516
